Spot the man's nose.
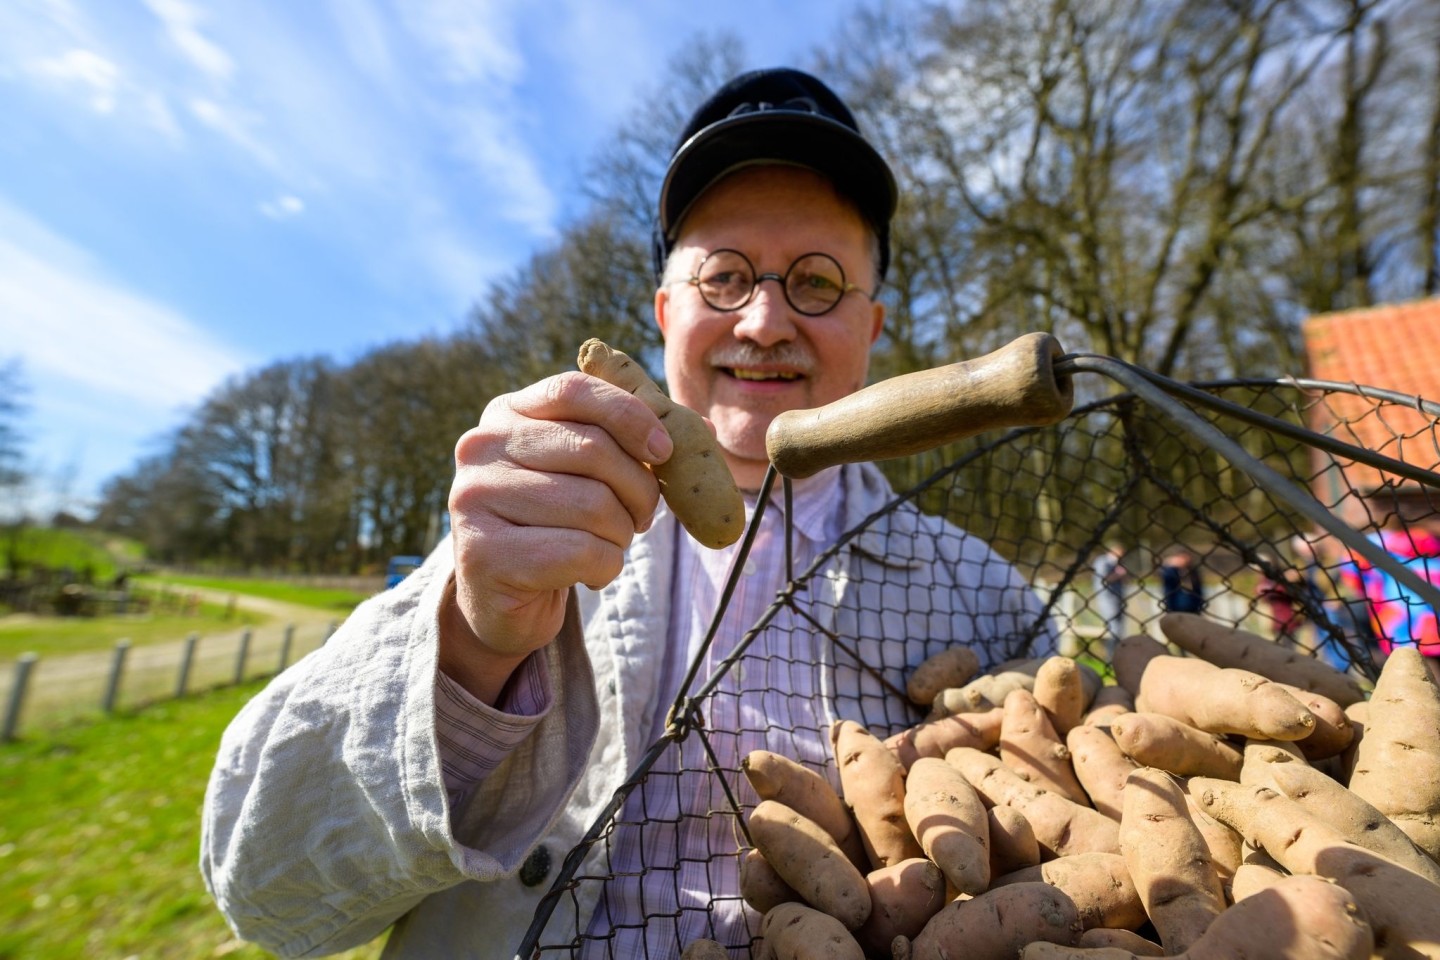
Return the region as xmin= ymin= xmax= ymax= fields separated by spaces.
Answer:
xmin=730 ymin=275 xmax=797 ymax=346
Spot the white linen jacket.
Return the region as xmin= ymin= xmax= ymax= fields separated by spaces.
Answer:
xmin=200 ymin=462 xmax=1052 ymax=959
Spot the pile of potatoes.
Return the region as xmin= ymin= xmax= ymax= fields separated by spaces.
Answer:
xmin=681 ymin=612 xmax=1440 ymax=960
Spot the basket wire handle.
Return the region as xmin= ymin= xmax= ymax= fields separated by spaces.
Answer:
xmin=1063 ymin=353 xmax=1440 ymax=616
xmin=1069 ymin=354 xmax=1440 ymax=492
xmin=765 ymin=332 xmax=1075 ymax=479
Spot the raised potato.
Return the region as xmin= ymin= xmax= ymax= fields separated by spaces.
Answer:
xmin=932 ymin=665 xmax=1037 ymax=717
xmin=933 ymin=657 xmax=1101 ymax=717
xmin=680 ymin=939 xmax=730 ymax=960
xmin=577 ymin=338 xmax=744 ymax=549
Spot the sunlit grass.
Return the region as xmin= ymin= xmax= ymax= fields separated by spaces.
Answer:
xmin=0 ymin=601 xmax=265 ymax=661
xmin=0 ymin=682 xmax=386 ymax=960
xmin=140 ymin=574 xmax=374 ymax=613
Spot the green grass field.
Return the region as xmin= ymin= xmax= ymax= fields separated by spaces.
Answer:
xmin=0 ymin=601 xmax=266 ymax=661
xmin=2 ymin=527 xmax=144 ymax=585
xmin=0 ymin=683 xmax=385 ymax=960
xmin=141 ymin=574 xmax=374 ymax=613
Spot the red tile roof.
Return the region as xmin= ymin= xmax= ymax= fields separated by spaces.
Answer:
xmin=1302 ymin=298 xmax=1440 ymax=495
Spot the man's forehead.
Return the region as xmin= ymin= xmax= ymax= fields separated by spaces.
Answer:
xmin=676 ymin=165 xmax=868 ymax=236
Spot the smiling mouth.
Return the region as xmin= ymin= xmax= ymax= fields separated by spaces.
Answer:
xmin=726 ymin=368 xmax=802 ymax=382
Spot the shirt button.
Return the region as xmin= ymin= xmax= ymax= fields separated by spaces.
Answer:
xmin=519 ymin=844 xmax=551 ymax=887
xmin=743 ymin=559 xmax=757 ymax=576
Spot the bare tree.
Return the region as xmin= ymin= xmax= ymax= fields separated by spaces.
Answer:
xmin=0 ymin=358 xmax=25 ymax=497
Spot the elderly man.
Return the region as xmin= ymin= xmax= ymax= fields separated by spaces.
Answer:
xmin=202 ymin=68 xmax=1052 ymax=959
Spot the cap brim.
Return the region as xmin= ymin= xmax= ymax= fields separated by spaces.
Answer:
xmin=658 ymin=110 xmax=897 ymax=243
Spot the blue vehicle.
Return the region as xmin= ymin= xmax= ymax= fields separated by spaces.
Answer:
xmin=385 ymin=555 xmax=425 ymax=589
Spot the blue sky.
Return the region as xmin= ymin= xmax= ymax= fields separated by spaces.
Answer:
xmin=0 ymin=0 xmax=884 ymax=519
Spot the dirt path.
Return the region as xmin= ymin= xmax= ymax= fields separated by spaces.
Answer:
xmin=4 ymin=589 xmax=353 ymax=733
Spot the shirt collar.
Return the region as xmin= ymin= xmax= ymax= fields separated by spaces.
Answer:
xmin=746 ymin=465 xmax=844 ymax=546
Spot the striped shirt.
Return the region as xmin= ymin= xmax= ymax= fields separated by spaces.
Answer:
xmin=435 ymin=469 xmax=845 ymax=953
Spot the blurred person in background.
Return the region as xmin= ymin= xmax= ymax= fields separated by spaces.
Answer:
xmin=1160 ymin=547 xmax=1206 ymax=614
xmin=1090 ymin=542 xmax=1128 ymax=655
xmin=1338 ymin=517 xmax=1440 ymax=681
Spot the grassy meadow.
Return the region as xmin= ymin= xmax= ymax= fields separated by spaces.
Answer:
xmin=0 ymin=600 xmax=266 ymax=661
xmin=141 ymin=574 xmax=375 ymax=614
xmin=2 ymin=527 xmax=144 ymax=582
xmin=0 ymin=682 xmax=386 ymax=960
xmin=1 ymin=532 xmax=387 ymax=957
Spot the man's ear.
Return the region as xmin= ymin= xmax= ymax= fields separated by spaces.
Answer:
xmin=868 ymin=299 xmax=885 ymax=346
xmin=654 ymin=285 xmax=671 ymax=338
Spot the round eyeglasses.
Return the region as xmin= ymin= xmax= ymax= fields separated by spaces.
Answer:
xmin=684 ymin=249 xmax=870 ymax=317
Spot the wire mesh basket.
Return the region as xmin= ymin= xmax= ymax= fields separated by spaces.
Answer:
xmin=514 ymin=337 xmax=1440 ymax=960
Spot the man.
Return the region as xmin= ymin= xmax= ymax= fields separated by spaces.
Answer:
xmin=201 ymin=68 xmax=1053 ymax=958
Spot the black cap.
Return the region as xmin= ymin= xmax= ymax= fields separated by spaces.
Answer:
xmin=653 ymin=67 xmax=897 ymax=284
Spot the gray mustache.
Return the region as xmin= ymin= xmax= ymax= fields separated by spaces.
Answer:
xmin=710 ymin=343 xmax=814 ymax=375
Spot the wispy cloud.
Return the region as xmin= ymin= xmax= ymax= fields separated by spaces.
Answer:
xmin=259 ymin=194 xmax=304 ymax=219
xmin=0 ymin=197 xmax=250 ymax=412
xmin=396 ymin=0 xmax=522 ymax=86
xmin=142 ymin=0 xmax=234 ymax=84
xmin=29 ymin=47 xmax=119 ymax=112
xmin=188 ymin=95 xmax=281 ymax=172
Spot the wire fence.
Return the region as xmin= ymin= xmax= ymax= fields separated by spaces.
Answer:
xmin=1 ymin=616 xmax=338 ymax=742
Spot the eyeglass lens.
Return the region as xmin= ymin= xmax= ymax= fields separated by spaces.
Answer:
xmin=693 ymin=250 xmax=849 ymax=316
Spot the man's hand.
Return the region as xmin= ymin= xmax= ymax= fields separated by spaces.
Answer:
xmin=440 ymin=371 xmax=673 ymax=703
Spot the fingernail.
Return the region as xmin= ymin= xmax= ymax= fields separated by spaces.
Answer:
xmin=646 ymin=427 xmax=672 ymax=462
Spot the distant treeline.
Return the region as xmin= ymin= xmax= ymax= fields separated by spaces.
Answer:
xmin=93 ymin=1 xmax=1440 ymax=571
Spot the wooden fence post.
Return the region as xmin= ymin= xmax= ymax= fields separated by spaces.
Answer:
xmin=176 ymin=632 xmax=199 ymax=698
xmin=3 ymin=653 xmax=37 ymax=742
xmin=234 ymin=628 xmax=252 ymax=685
xmin=278 ymin=623 xmax=295 ymax=672
xmin=102 ymin=639 xmax=131 ymax=713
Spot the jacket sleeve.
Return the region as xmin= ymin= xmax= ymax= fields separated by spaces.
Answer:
xmin=199 ymin=541 xmax=600 ymax=957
